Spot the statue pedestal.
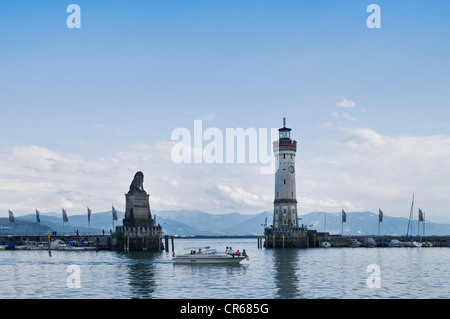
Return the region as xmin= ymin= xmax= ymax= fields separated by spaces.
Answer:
xmin=123 ymin=192 xmax=154 ymax=228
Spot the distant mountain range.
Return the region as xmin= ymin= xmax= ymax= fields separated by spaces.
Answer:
xmin=2 ymin=210 xmax=450 ymax=236
xmin=156 ymin=210 xmax=450 ymax=236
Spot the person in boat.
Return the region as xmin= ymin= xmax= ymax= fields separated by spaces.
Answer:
xmin=198 ymin=249 xmax=202 ymax=254
xmin=228 ymin=247 xmax=235 ymax=255
xmin=235 ymin=250 xmax=240 ymax=256
xmin=225 ymin=246 xmax=229 ymax=254
xmin=241 ymin=249 xmax=247 ymax=257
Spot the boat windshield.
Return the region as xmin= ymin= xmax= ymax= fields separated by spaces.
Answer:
xmin=184 ymin=247 xmax=218 ymax=255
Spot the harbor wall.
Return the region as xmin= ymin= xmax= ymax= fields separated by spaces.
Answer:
xmin=0 ymin=232 xmax=164 ymax=251
xmin=262 ymin=231 xmax=450 ymax=248
xmin=311 ymin=234 xmax=450 ymax=247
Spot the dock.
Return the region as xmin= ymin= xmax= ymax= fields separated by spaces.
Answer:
xmin=0 ymin=234 xmax=114 ymax=249
xmin=260 ymin=230 xmax=450 ymax=248
xmin=0 ymin=233 xmax=175 ymax=251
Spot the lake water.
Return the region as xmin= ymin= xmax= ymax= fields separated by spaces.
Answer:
xmin=0 ymin=238 xmax=449 ymax=299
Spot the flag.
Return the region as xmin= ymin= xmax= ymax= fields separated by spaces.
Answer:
xmin=112 ymin=206 xmax=118 ymax=221
xmin=62 ymin=208 xmax=69 ymax=222
xmin=36 ymin=209 xmax=40 ymax=223
xmin=418 ymin=208 xmax=424 ymax=222
xmin=8 ymin=210 xmax=15 ymax=223
xmin=342 ymin=209 xmax=346 ymax=223
xmin=378 ymin=209 xmax=383 ymax=222
xmin=87 ymin=207 xmax=92 ymax=222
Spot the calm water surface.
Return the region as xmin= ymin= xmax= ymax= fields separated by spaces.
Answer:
xmin=0 ymin=238 xmax=448 ymax=299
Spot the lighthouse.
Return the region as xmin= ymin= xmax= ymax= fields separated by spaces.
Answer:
xmin=273 ymin=118 xmax=299 ymax=229
xmin=264 ymin=118 xmax=310 ymax=248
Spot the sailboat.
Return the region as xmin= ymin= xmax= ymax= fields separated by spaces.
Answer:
xmin=404 ymin=193 xmax=422 ymax=248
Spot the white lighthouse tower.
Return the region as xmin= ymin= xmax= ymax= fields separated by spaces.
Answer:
xmin=273 ymin=118 xmax=299 ymax=229
xmin=264 ymin=118 xmax=309 ymax=248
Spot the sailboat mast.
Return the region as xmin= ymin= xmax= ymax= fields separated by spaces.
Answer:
xmin=405 ymin=193 xmax=414 ymax=241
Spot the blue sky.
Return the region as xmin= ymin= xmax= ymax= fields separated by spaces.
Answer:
xmin=1 ymin=1 xmax=450 ymax=223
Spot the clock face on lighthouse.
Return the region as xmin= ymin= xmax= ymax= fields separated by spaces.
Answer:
xmin=288 ymin=166 xmax=295 ymax=173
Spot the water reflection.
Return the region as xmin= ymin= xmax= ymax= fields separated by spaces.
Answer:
xmin=0 ymin=240 xmax=447 ymax=299
xmin=170 ymin=262 xmax=249 ymax=299
xmin=271 ymin=248 xmax=301 ymax=298
xmin=119 ymin=251 xmax=159 ymax=298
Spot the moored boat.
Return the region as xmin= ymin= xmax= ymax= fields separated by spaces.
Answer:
xmin=348 ymin=239 xmax=361 ymax=247
xmin=421 ymin=240 xmax=433 ymax=247
xmin=389 ymin=239 xmax=404 ymax=247
xmin=362 ymin=237 xmax=376 ymax=247
xmin=59 ymin=239 xmax=97 ymax=250
xmin=320 ymin=241 xmax=331 ymax=248
xmin=404 ymin=241 xmax=422 ymax=247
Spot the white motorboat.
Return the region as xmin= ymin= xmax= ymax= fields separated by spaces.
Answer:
xmin=59 ymin=240 xmax=97 ymax=250
xmin=389 ymin=239 xmax=405 ymax=247
xmin=41 ymin=240 xmax=60 ymax=250
xmin=320 ymin=241 xmax=331 ymax=248
xmin=389 ymin=239 xmax=422 ymax=247
xmin=173 ymin=247 xmax=248 ymax=264
xmin=362 ymin=238 xmax=376 ymax=247
xmin=22 ymin=241 xmax=44 ymax=250
xmin=404 ymin=241 xmax=422 ymax=247
xmin=348 ymin=239 xmax=361 ymax=247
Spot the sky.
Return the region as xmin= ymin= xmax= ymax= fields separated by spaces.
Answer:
xmin=1 ymin=1 xmax=450 ymax=223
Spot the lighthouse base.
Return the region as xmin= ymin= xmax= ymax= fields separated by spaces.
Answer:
xmin=264 ymin=227 xmax=317 ymax=248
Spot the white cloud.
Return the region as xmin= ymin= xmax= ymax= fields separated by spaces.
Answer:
xmin=318 ymin=122 xmax=334 ymax=128
xmin=330 ymin=112 xmax=356 ymax=122
xmin=3 ymin=127 xmax=450 ymax=222
xmin=302 ymin=127 xmax=450 ymax=221
xmin=201 ymin=113 xmax=218 ymax=121
xmin=208 ymin=183 xmax=271 ymax=209
xmin=336 ymin=97 xmax=355 ymax=108
xmin=0 ymin=142 xmax=274 ymax=216
xmin=341 ymin=112 xmax=356 ymax=121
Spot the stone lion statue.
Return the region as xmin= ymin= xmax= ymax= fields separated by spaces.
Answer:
xmin=128 ymin=171 xmax=145 ymax=194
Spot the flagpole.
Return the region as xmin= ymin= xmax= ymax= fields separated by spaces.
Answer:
xmin=378 ymin=209 xmax=382 ymax=236
xmin=378 ymin=209 xmax=380 ymax=236
xmin=87 ymin=207 xmax=91 ymax=236
xmin=8 ymin=210 xmax=15 ymax=236
xmin=112 ymin=205 xmax=118 ymax=234
xmin=378 ymin=219 xmax=380 ymax=237
xmin=36 ymin=209 xmax=40 ymax=236
xmin=417 ymin=208 xmax=420 ymax=238
xmin=62 ymin=207 xmax=68 ymax=236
